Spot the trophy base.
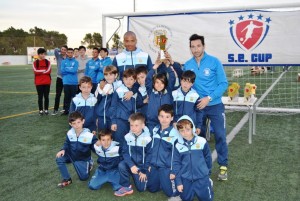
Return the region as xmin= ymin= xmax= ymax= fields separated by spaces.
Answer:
xmin=160 ymin=50 xmax=166 ymax=61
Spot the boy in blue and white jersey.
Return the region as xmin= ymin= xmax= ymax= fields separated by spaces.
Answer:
xmin=97 ymin=47 xmax=112 ymax=82
xmin=88 ymin=129 xmax=122 ymax=194
xmin=85 ymin=47 xmax=100 ymax=94
xmin=172 ymin=70 xmax=203 ymax=135
xmin=110 ymin=69 xmax=143 ymax=145
xmin=115 ymin=113 xmax=152 ymax=196
xmin=69 ymin=76 xmax=97 ymax=133
xmin=56 ymin=111 xmax=97 ymax=188
xmin=173 ymin=115 xmax=213 ymax=201
xmin=147 ymin=104 xmax=180 ymax=200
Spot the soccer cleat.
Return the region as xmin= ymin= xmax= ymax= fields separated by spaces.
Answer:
xmin=52 ymin=110 xmax=58 ymax=116
xmin=39 ymin=110 xmax=44 ymax=116
xmin=57 ymin=178 xmax=72 ymax=188
xmin=114 ymin=186 xmax=133 ymax=197
xmin=218 ymin=166 xmax=228 ymax=181
xmin=44 ymin=110 xmax=49 ymax=115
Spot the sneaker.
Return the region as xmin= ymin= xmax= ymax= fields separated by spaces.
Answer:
xmin=114 ymin=186 xmax=133 ymax=197
xmin=60 ymin=111 xmax=69 ymax=116
xmin=52 ymin=110 xmax=58 ymax=116
xmin=60 ymin=109 xmax=65 ymax=113
xmin=39 ymin=110 xmax=43 ymax=116
xmin=218 ymin=166 xmax=228 ymax=181
xmin=57 ymin=178 xmax=72 ymax=188
xmin=44 ymin=110 xmax=49 ymax=115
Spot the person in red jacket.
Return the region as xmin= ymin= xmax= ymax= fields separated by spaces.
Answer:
xmin=32 ymin=48 xmax=52 ymax=115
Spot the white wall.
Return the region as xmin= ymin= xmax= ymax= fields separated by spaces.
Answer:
xmin=0 ymin=56 xmax=27 ymax=65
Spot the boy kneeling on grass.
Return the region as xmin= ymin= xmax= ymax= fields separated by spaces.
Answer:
xmin=173 ymin=115 xmax=214 ymax=201
xmin=88 ymin=129 xmax=123 ymax=193
xmin=56 ymin=111 xmax=97 ymax=188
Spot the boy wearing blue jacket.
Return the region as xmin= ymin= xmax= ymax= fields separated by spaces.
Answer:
xmin=85 ymin=47 xmax=100 ymax=94
xmin=172 ymin=70 xmax=203 ymax=135
xmin=135 ymin=66 xmax=148 ymax=118
xmin=95 ymin=65 xmax=122 ymax=131
xmin=56 ymin=111 xmax=97 ymax=187
xmin=173 ymin=115 xmax=213 ymax=201
xmin=115 ymin=113 xmax=152 ymax=196
xmin=88 ymin=129 xmax=122 ymax=193
xmin=146 ymin=60 xmax=176 ymax=134
xmin=147 ymin=104 xmax=180 ymax=200
xmin=61 ymin=48 xmax=79 ymax=115
xmin=110 ymin=69 xmax=143 ymax=145
xmin=69 ymin=76 xmax=97 ymax=133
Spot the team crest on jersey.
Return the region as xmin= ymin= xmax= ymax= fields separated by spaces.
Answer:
xmin=196 ymin=143 xmax=200 ymax=149
xmin=229 ymin=13 xmax=271 ymax=51
xmin=203 ymin=68 xmax=210 ymax=76
xmin=190 ymin=97 xmax=194 ymax=102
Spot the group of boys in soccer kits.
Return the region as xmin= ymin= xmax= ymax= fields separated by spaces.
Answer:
xmin=51 ymin=33 xmax=228 ymax=201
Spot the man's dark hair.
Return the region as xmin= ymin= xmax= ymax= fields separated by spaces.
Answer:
xmin=37 ymin=48 xmax=46 ymax=55
xmin=181 ymin=70 xmax=196 ymax=83
xmin=100 ymin=48 xmax=109 ymax=54
xmin=189 ymin=34 xmax=205 ymax=47
xmin=123 ymin=68 xmax=137 ymax=79
xmin=62 ymin=45 xmax=68 ymax=49
xmin=67 ymin=48 xmax=74 ymax=51
xmin=98 ymin=128 xmax=113 ymax=140
xmin=158 ymin=104 xmax=174 ymax=117
xmin=93 ymin=47 xmax=100 ymax=53
xmin=152 ymin=73 xmax=168 ymax=92
xmin=68 ymin=111 xmax=84 ymax=123
xmin=79 ymin=46 xmax=86 ymax=51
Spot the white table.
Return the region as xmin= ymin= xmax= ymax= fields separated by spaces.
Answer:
xmin=222 ymin=96 xmax=257 ymax=144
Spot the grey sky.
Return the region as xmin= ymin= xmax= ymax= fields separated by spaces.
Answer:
xmin=0 ymin=0 xmax=298 ymax=48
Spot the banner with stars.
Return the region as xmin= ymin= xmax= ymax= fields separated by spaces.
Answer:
xmin=129 ymin=9 xmax=300 ymax=66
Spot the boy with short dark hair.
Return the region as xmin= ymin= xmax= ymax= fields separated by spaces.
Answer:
xmin=173 ymin=115 xmax=213 ymax=201
xmin=95 ymin=65 xmax=122 ymax=131
xmin=172 ymin=70 xmax=202 ymax=134
xmin=61 ymin=48 xmax=79 ymax=115
xmin=85 ymin=47 xmax=100 ymax=94
xmin=147 ymin=104 xmax=180 ymax=200
xmin=69 ymin=76 xmax=97 ymax=133
xmin=135 ymin=66 xmax=148 ymax=117
xmin=88 ymin=129 xmax=122 ymax=193
xmin=115 ymin=112 xmax=152 ymax=196
xmin=76 ymin=45 xmax=88 ymax=81
xmin=110 ymin=69 xmax=143 ymax=145
xmin=32 ymin=48 xmax=51 ymax=115
xmin=56 ymin=111 xmax=97 ymax=188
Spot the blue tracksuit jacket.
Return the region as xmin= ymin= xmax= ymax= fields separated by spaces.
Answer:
xmin=173 ymin=115 xmax=212 ymax=186
xmin=69 ymin=93 xmax=97 ymax=132
xmin=110 ymin=84 xmax=144 ymax=124
xmin=95 ymin=80 xmax=122 ymax=123
xmin=146 ymin=68 xmax=175 ymax=126
xmin=94 ymin=141 xmax=121 ymax=171
xmin=62 ymin=128 xmax=97 ymax=161
xmin=122 ymin=128 xmax=152 ymax=174
xmin=112 ymin=48 xmax=152 ymax=79
xmin=137 ymin=85 xmax=148 ymax=117
xmin=61 ymin=57 xmax=79 ymax=85
xmin=184 ymin=52 xmax=228 ymax=106
xmin=150 ymin=125 xmax=179 ymax=173
xmin=97 ymin=56 xmax=113 ymax=82
xmin=85 ymin=58 xmax=100 ymax=84
xmin=172 ymin=87 xmax=203 ymax=129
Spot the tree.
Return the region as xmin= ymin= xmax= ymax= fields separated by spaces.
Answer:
xmin=112 ymin=33 xmax=124 ymax=50
xmin=81 ymin=32 xmax=102 ymax=49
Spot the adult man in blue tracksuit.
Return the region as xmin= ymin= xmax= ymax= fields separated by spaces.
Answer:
xmin=85 ymin=47 xmax=100 ymax=94
xmin=112 ymin=31 xmax=152 ymax=79
xmin=61 ymin=48 xmax=79 ymax=115
xmin=97 ymin=48 xmax=112 ymax=82
xmin=184 ymin=34 xmax=228 ymax=181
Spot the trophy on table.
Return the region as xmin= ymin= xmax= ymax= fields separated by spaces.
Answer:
xmin=158 ymin=34 xmax=168 ymax=60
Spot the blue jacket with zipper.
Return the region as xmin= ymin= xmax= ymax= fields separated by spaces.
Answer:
xmin=94 ymin=141 xmax=121 ymax=171
xmin=122 ymin=128 xmax=152 ymax=174
xmin=61 ymin=57 xmax=79 ymax=85
xmin=112 ymin=48 xmax=152 ymax=79
xmin=172 ymin=115 xmax=212 ymax=186
xmin=85 ymin=58 xmax=100 ymax=84
xmin=62 ymin=128 xmax=97 ymax=161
